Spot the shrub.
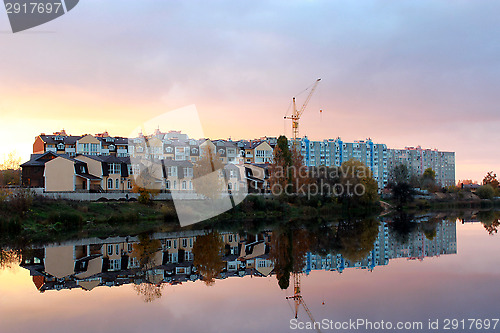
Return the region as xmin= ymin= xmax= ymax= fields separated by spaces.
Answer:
xmin=476 ymin=185 xmax=495 ymax=200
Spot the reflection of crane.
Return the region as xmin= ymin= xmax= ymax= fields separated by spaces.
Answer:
xmin=284 ymin=78 xmax=321 ymax=143
xmin=286 ymin=272 xmax=322 ymax=333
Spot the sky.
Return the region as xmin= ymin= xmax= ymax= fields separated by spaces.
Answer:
xmin=0 ymin=0 xmax=499 ymax=182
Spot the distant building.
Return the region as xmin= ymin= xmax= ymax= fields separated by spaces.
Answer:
xmin=388 ymin=146 xmax=455 ymax=187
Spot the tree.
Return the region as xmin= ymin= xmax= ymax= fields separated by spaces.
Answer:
xmin=0 ymin=151 xmax=21 ymax=186
xmin=391 ymin=182 xmax=415 ymax=209
xmin=192 ymin=231 xmax=225 ymax=286
xmin=133 ymin=282 xmax=165 ymax=303
xmin=421 ymin=168 xmax=436 ymax=190
xmin=193 ymin=146 xmax=226 ymax=200
xmin=132 ymin=234 xmax=162 ymax=270
xmin=0 ymin=249 xmax=20 ymax=269
xmin=338 ymin=159 xmax=379 ymax=205
xmin=390 ymin=164 xmax=410 ymax=185
xmin=483 ymin=171 xmax=499 ymax=195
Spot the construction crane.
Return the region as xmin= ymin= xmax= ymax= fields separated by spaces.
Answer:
xmin=286 ymin=272 xmax=322 ymax=333
xmin=284 ymin=78 xmax=321 ymax=143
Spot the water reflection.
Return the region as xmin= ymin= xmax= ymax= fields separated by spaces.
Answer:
xmin=12 ymin=213 xmax=465 ymax=302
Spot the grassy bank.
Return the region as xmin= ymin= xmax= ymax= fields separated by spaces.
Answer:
xmin=0 ymin=194 xmax=383 ymax=246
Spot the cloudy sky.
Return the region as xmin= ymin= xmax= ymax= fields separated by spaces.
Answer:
xmin=0 ymin=0 xmax=499 ymax=181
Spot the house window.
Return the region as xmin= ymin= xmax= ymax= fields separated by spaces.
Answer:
xmin=90 ymin=143 xmax=99 ymax=154
xmin=107 ymin=179 xmax=113 ymax=189
xmin=189 ymin=238 xmax=193 ymax=247
xmin=107 ymin=244 xmax=113 ymax=255
xmin=166 ymin=147 xmax=173 ymax=153
xmin=173 ymin=240 xmax=177 ymax=249
xmin=57 ymin=143 xmax=65 ymax=150
xmin=173 ymin=180 xmax=177 ymax=189
xmin=183 ymin=167 xmax=193 ymax=177
xmin=166 ymin=240 xmax=171 ymax=249
xmin=182 ymin=239 xmax=187 ymax=248
xmin=115 ymin=179 xmax=119 ymax=189
xmin=228 ymin=235 xmax=233 ymax=242
xmin=182 ymin=181 xmax=187 ymax=190
xmin=127 ymin=243 xmax=133 ymax=253
xmin=127 ymin=180 xmax=132 ymax=189
xmin=228 ymin=183 xmax=232 ymax=190
xmin=108 ymin=163 xmax=120 ymax=174
xmin=165 ymin=180 xmax=170 ymax=189
xmin=116 ymin=244 xmax=120 ymax=255
xmin=189 ymin=181 xmax=192 ymax=190
xmin=168 ymin=166 xmax=177 ymax=177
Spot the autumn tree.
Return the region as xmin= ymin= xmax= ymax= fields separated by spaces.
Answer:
xmin=132 ymin=234 xmax=162 ymax=270
xmin=133 ymin=282 xmax=165 ymax=303
xmin=0 ymin=249 xmax=21 ymax=269
xmin=0 ymin=152 xmax=21 ymax=186
xmin=192 ymin=231 xmax=225 ymax=286
xmin=338 ymin=159 xmax=379 ymax=205
xmin=483 ymin=171 xmax=499 ymax=196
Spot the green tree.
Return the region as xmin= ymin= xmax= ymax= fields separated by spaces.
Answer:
xmin=192 ymin=231 xmax=225 ymax=286
xmin=421 ymin=168 xmax=436 ymax=190
xmin=476 ymin=184 xmax=495 ymax=200
xmin=391 ymin=164 xmax=410 ymax=185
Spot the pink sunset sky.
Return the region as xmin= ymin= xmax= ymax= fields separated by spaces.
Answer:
xmin=0 ymin=1 xmax=499 ymax=182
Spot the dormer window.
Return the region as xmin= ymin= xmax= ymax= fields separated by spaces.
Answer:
xmin=109 ymin=145 xmax=115 ymax=150
xmin=166 ymin=147 xmax=173 ymax=153
xmin=57 ymin=143 xmax=65 ymax=150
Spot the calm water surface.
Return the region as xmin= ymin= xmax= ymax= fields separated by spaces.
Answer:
xmin=0 ymin=218 xmax=499 ymax=333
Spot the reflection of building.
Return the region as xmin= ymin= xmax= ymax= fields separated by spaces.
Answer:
xmin=20 ymin=230 xmax=275 ymax=293
xmin=305 ymin=220 xmax=457 ymax=274
xmin=20 ymin=221 xmax=457 ymax=293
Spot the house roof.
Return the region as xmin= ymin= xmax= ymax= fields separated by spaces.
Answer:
xmin=39 ymin=135 xmax=82 ymax=145
xmin=20 ymin=151 xmax=61 ymax=167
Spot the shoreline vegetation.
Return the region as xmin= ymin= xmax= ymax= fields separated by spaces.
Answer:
xmin=1 ymin=136 xmax=499 ymax=246
xmin=0 ymin=191 xmax=499 ymax=247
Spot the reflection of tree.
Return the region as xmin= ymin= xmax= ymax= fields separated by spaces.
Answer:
xmin=269 ymin=230 xmax=292 ymax=290
xmin=337 ymin=218 xmax=380 ymax=262
xmin=269 ymin=227 xmax=312 ymax=290
xmin=421 ymin=217 xmax=440 ymax=240
xmin=478 ymin=210 xmax=500 ymax=235
xmin=0 ymin=249 xmax=20 ymax=269
xmin=132 ymin=234 xmax=162 ymax=270
xmin=389 ymin=212 xmax=418 ymax=244
xmin=192 ymin=231 xmax=224 ymax=286
xmin=133 ymin=282 xmax=165 ymax=303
